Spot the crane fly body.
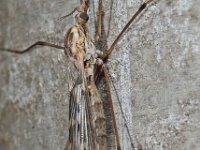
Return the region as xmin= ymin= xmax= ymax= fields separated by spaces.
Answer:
xmin=0 ymin=0 xmax=157 ymax=149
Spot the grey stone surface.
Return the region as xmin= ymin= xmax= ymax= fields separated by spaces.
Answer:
xmin=105 ymin=0 xmax=200 ymax=149
xmin=0 ymin=0 xmax=76 ymax=150
xmin=0 ymin=0 xmax=200 ymax=150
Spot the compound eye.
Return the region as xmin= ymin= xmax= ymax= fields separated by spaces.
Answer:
xmin=80 ymin=12 xmax=89 ymax=22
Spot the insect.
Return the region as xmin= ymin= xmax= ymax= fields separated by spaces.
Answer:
xmin=0 ymin=0 xmax=156 ymax=149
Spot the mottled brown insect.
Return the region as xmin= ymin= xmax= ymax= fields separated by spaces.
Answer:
xmin=0 ymin=0 xmax=156 ymax=149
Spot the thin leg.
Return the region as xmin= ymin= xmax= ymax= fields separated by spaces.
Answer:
xmin=0 ymin=41 xmax=64 ymax=54
xmin=102 ymin=65 xmax=121 ymax=150
xmin=104 ymin=66 xmax=135 ymax=149
xmin=102 ymin=0 xmax=155 ymax=59
xmin=95 ymin=0 xmax=103 ymax=41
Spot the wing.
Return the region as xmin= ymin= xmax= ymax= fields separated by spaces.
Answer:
xmin=66 ymin=76 xmax=95 ymax=150
xmin=64 ymin=25 xmax=98 ymax=150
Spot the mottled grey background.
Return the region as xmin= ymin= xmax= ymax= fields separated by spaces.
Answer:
xmin=0 ymin=0 xmax=199 ymax=150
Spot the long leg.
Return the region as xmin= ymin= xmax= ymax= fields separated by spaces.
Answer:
xmin=95 ymin=0 xmax=103 ymax=41
xmin=102 ymin=0 xmax=155 ymax=59
xmin=103 ymin=65 xmax=136 ymax=149
xmin=102 ymin=65 xmax=121 ymax=150
xmin=0 ymin=41 xmax=64 ymax=54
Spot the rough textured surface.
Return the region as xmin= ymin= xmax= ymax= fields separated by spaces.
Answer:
xmin=0 ymin=0 xmax=76 ymax=149
xmin=0 ymin=0 xmax=200 ymax=150
xmin=105 ymin=0 xmax=200 ymax=149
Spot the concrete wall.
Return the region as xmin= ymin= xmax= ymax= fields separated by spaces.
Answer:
xmin=0 ymin=0 xmax=199 ymax=150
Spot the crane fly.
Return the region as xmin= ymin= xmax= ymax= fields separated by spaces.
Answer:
xmin=0 ymin=0 xmax=157 ymax=149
